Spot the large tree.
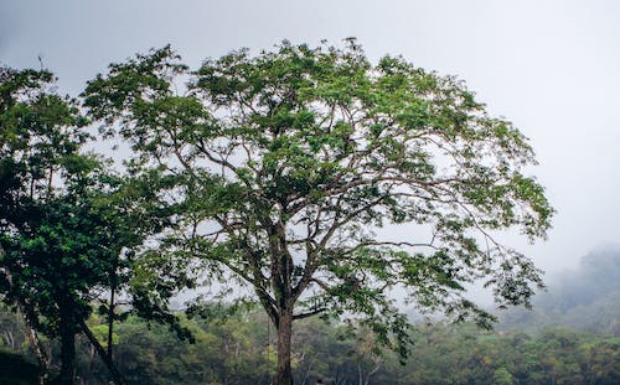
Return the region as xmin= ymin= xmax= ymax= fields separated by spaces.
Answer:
xmin=83 ymin=40 xmax=553 ymax=385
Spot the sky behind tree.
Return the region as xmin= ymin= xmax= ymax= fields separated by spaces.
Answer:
xmin=2 ymin=0 xmax=620 ymax=275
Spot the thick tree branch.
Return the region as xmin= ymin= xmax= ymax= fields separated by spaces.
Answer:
xmin=78 ymin=318 xmax=127 ymax=385
xmin=293 ymin=307 xmax=328 ymax=320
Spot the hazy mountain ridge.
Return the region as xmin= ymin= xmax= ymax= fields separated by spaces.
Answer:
xmin=499 ymin=246 xmax=620 ymax=335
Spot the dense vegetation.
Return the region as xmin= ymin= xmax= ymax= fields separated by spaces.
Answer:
xmin=1 ymin=305 xmax=618 ymax=385
xmin=1 ymin=248 xmax=619 ymax=384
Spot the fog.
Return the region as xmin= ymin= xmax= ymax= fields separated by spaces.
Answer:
xmin=499 ymin=245 xmax=620 ymax=334
xmin=3 ymin=0 xmax=620 ymax=277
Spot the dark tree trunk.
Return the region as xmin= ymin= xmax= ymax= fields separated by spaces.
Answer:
xmin=21 ymin=310 xmax=49 ymax=385
xmin=107 ymin=285 xmax=116 ymax=358
xmin=0 ymin=248 xmax=50 ymax=383
xmin=275 ymin=309 xmax=294 ymax=385
xmin=58 ymin=306 xmax=76 ymax=385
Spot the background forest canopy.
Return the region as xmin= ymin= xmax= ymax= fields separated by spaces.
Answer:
xmin=0 ymin=39 xmax=559 ymax=385
xmin=1 ymin=245 xmax=619 ymax=385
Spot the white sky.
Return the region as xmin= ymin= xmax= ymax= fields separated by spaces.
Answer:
xmin=2 ymin=0 xmax=620 ymax=275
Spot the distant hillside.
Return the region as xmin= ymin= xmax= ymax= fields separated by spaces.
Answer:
xmin=499 ymin=247 xmax=620 ymax=335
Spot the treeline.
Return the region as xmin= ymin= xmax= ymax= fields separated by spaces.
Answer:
xmin=2 ymin=306 xmax=618 ymax=385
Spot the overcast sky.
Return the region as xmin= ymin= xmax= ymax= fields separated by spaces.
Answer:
xmin=2 ymin=0 xmax=620 ymax=275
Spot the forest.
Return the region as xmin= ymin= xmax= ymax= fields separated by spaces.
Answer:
xmin=2 ymin=248 xmax=619 ymax=385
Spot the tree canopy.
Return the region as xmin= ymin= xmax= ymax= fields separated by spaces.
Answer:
xmin=83 ymin=40 xmax=553 ymax=385
xmin=0 ymin=66 xmax=180 ymax=385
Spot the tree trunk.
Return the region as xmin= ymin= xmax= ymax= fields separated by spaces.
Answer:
xmin=2 ymin=330 xmax=14 ymax=348
xmin=0 ymin=247 xmax=50 ymax=383
xmin=21 ymin=310 xmax=49 ymax=385
xmin=274 ymin=309 xmax=294 ymax=385
xmin=58 ymin=306 xmax=76 ymax=385
xmin=107 ymin=286 xmax=115 ymax=359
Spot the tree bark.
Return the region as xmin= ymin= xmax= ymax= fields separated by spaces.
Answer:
xmin=58 ymin=305 xmax=76 ymax=385
xmin=107 ymin=285 xmax=116 ymax=359
xmin=275 ymin=309 xmax=294 ymax=385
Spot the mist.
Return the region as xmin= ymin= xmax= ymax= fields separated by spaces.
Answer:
xmin=2 ymin=0 xmax=620 ymax=291
xmin=500 ymin=245 xmax=620 ymax=335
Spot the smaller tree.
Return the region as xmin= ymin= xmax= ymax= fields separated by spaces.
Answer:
xmin=0 ymin=66 xmax=178 ymax=385
xmin=1 ymin=65 xmax=90 ymax=384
